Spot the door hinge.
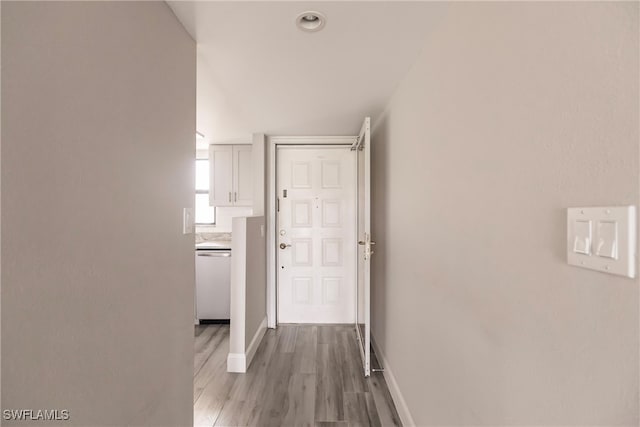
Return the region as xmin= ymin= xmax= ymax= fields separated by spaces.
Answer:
xmin=277 ymin=198 xmax=280 ymax=212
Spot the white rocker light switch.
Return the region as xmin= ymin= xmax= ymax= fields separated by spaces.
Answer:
xmin=573 ymin=220 xmax=592 ymax=255
xmin=596 ymin=221 xmax=618 ymax=259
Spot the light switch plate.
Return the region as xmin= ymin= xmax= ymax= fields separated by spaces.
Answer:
xmin=567 ymin=206 xmax=636 ymax=278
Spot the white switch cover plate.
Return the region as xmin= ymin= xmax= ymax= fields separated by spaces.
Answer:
xmin=567 ymin=206 xmax=636 ymax=278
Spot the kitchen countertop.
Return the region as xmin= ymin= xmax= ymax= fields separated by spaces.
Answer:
xmin=195 ymin=240 xmax=232 ymax=250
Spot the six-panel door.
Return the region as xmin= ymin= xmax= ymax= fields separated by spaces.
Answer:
xmin=277 ymin=146 xmax=356 ymax=324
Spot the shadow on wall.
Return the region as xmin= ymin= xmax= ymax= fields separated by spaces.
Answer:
xmin=370 ymin=114 xmax=391 ymax=351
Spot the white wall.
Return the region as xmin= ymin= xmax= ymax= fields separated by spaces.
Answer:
xmin=228 ymin=216 xmax=267 ymax=373
xmin=244 ymin=216 xmax=267 ymax=349
xmin=1 ymin=2 xmax=195 ymax=425
xmin=208 ymin=206 xmax=254 ymax=232
xmin=372 ymin=2 xmax=639 ymax=426
xmin=252 ymin=133 xmax=266 ymax=216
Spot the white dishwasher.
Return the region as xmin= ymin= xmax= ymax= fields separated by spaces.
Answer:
xmin=195 ymin=246 xmax=231 ymax=322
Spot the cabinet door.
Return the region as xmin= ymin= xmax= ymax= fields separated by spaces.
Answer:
xmin=233 ymin=145 xmax=253 ymax=207
xmin=209 ymin=145 xmax=233 ymax=207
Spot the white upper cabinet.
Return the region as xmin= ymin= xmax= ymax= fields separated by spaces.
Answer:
xmin=209 ymin=144 xmax=253 ymax=207
xmin=233 ymin=145 xmax=253 ymax=207
xmin=209 ymin=145 xmax=233 ymax=206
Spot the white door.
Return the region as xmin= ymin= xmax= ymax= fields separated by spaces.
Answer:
xmin=209 ymin=145 xmax=233 ymax=207
xmin=277 ymin=146 xmax=356 ymax=323
xmin=233 ymin=145 xmax=253 ymax=207
xmin=355 ymin=117 xmax=372 ymax=376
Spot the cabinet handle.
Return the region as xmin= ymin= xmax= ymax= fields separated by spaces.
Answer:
xmin=234 ymin=192 xmax=237 ymax=202
xmin=228 ymin=192 xmax=231 ymax=203
xmin=197 ymin=252 xmax=231 ymax=257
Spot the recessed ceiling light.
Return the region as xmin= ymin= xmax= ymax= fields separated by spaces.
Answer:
xmin=296 ymin=11 xmax=326 ymax=33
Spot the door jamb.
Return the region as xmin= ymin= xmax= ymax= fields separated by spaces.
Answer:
xmin=266 ymin=136 xmax=357 ymax=328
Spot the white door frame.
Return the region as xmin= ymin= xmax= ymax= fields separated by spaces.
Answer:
xmin=266 ymin=136 xmax=357 ymax=328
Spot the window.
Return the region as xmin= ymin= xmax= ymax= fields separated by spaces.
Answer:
xmin=195 ymin=159 xmax=215 ymax=224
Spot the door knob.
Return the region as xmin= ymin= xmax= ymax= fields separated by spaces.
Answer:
xmin=280 ymin=243 xmax=291 ymax=250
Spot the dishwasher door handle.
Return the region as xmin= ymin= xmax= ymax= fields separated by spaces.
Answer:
xmin=197 ymin=252 xmax=231 ymax=257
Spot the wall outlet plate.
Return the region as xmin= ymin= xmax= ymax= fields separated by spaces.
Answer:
xmin=567 ymin=206 xmax=636 ymax=278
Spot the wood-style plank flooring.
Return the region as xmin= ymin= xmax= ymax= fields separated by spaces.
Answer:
xmin=194 ymin=324 xmax=402 ymax=427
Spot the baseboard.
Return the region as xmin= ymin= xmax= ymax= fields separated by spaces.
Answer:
xmin=245 ymin=316 xmax=267 ymax=369
xmin=227 ymin=353 xmax=246 ymax=373
xmin=227 ymin=317 xmax=267 ymax=374
xmin=371 ymin=334 xmax=415 ymax=427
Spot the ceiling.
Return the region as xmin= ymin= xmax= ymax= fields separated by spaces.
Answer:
xmin=167 ymin=1 xmax=446 ymax=143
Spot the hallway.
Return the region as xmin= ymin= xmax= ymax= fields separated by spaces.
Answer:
xmin=194 ymin=324 xmax=401 ymax=426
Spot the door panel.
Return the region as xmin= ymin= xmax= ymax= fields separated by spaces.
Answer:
xmin=209 ymin=145 xmax=233 ymax=206
xmin=355 ymin=117 xmax=372 ymax=376
xmin=277 ymin=146 xmax=356 ymax=324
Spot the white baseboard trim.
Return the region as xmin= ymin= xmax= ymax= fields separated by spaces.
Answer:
xmin=227 ymin=316 xmax=267 ymax=374
xmin=226 ymin=352 xmax=246 ymax=373
xmin=245 ymin=316 xmax=267 ymax=369
xmin=371 ymin=334 xmax=415 ymax=427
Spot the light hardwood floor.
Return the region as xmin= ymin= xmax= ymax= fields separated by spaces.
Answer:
xmin=194 ymin=324 xmax=402 ymax=427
